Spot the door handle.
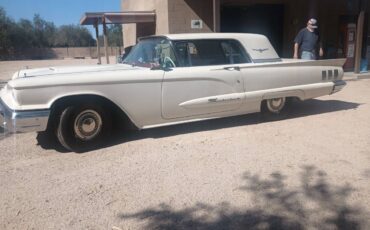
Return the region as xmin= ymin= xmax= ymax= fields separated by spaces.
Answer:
xmin=224 ymin=66 xmax=240 ymax=71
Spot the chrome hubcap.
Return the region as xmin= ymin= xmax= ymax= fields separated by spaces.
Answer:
xmin=266 ymin=98 xmax=286 ymax=114
xmin=74 ymin=110 xmax=102 ymax=140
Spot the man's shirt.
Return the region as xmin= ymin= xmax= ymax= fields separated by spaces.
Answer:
xmin=294 ymin=28 xmax=320 ymax=52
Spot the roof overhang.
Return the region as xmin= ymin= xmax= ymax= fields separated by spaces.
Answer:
xmin=80 ymin=11 xmax=156 ymax=25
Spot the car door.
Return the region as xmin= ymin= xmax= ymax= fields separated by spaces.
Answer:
xmin=161 ymin=39 xmax=247 ymax=119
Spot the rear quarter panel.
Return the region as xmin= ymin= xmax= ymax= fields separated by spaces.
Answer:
xmin=239 ymin=60 xmax=344 ymax=104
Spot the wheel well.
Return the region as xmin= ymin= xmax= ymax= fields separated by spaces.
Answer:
xmin=260 ymin=96 xmax=301 ymax=110
xmin=262 ymin=96 xmax=301 ymax=103
xmin=47 ymin=95 xmax=138 ymax=132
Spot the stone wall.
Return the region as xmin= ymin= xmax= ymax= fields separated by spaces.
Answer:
xmin=0 ymin=47 xmax=123 ymax=61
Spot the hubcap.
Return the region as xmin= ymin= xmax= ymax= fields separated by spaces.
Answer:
xmin=266 ymin=98 xmax=286 ymax=114
xmin=74 ymin=110 xmax=102 ymax=141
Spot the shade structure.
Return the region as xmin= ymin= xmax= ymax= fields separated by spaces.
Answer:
xmin=80 ymin=11 xmax=156 ymax=25
xmin=80 ymin=11 xmax=156 ymax=64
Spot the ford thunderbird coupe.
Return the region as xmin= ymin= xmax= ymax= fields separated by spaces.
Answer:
xmin=0 ymin=33 xmax=346 ymax=152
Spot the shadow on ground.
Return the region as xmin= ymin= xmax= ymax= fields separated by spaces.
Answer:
xmin=36 ymin=99 xmax=360 ymax=152
xmin=0 ymin=127 xmax=11 ymax=141
xmin=119 ymin=166 xmax=366 ymax=230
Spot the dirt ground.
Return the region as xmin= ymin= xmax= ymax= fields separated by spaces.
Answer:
xmin=0 ymin=59 xmax=370 ymax=229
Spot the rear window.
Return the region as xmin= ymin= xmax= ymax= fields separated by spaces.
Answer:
xmin=173 ymin=39 xmax=250 ymax=67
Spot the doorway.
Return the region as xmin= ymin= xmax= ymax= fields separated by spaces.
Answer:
xmin=221 ymin=4 xmax=285 ymax=56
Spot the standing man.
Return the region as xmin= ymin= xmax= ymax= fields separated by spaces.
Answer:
xmin=293 ymin=18 xmax=324 ymax=60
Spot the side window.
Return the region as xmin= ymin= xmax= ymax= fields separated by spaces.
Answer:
xmin=174 ymin=42 xmax=190 ymax=67
xmin=173 ymin=40 xmax=250 ymax=67
xmin=174 ymin=40 xmax=228 ymax=67
xmin=189 ymin=40 xmax=228 ymax=66
xmin=221 ymin=40 xmax=250 ymax=64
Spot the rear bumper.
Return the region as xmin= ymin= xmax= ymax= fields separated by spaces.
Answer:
xmin=331 ymin=80 xmax=346 ymax=94
xmin=0 ymin=99 xmax=50 ymax=133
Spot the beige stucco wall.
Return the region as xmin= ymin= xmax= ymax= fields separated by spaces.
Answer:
xmin=121 ymin=0 xmax=215 ymax=47
xmin=121 ymin=0 xmax=169 ymax=47
xmin=167 ymin=0 xmax=214 ymax=34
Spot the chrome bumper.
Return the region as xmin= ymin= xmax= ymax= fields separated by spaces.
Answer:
xmin=0 ymin=99 xmax=50 ymax=133
xmin=331 ymin=80 xmax=346 ymax=94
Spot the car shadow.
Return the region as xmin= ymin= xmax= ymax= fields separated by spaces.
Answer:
xmin=0 ymin=127 xmax=12 ymax=141
xmin=118 ymin=166 xmax=366 ymax=229
xmin=286 ymin=98 xmax=361 ymax=119
xmin=36 ymin=99 xmax=361 ymax=153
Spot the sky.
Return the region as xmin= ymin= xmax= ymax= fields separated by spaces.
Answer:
xmin=0 ymin=0 xmax=121 ymax=35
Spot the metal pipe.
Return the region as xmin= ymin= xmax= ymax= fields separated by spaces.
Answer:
xmin=354 ymin=10 xmax=365 ymax=73
xmin=212 ymin=0 xmax=220 ymax=32
xmin=94 ymin=22 xmax=101 ymax=64
xmin=103 ymin=17 xmax=110 ymax=64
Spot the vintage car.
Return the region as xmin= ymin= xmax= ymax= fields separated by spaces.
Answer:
xmin=0 ymin=33 xmax=346 ymax=152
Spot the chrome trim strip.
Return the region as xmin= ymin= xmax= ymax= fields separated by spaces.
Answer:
xmin=0 ymin=99 xmax=50 ymax=133
xmin=252 ymin=58 xmax=283 ymax=63
xmin=12 ymin=78 xmax=164 ymax=90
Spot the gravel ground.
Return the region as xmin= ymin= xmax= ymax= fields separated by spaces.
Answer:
xmin=0 ymin=60 xmax=370 ymax=229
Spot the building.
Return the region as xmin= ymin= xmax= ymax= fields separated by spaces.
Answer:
xmin=121 ymin=0 xmax=369 ymax=72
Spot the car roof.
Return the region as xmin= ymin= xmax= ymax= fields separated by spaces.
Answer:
xmin=140 ymin=33 xmax=281 ymax=62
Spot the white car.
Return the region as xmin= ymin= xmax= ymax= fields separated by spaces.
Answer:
xmin=0 ymin=33 xmax=346 ymax=152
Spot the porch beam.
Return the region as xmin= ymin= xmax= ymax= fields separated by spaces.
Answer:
xmin=354 ymin=0 xmax=366 ymax=73
xmin=213 ymin=0 xmax=220 ymax=32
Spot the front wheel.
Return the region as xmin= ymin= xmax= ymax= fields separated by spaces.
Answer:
xmin=56 ymin=104 xmax=111 ymax=152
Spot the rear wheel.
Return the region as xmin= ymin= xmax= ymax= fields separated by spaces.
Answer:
xmin=261 ymin=97 xmax=289 ymax=120
xmin=56 ymin=104 xmax=111 ymax=152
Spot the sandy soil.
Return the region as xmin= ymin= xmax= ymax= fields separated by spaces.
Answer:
xmin=0 ymin=59 xmax=369 ymax=229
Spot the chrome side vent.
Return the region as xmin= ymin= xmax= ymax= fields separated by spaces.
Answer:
xmin=322 ymin=70 xmax=327 ymax=80
xmin=334 ymin=69 xmax=339 ymax=79
xmin=328 ymin=70 xmax=333 ymax=79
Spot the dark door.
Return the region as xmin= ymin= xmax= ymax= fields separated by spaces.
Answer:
xmin=221 ymin=4 xmax=285 ymax=56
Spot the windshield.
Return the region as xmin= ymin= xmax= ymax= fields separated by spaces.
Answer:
xmin=122 ymin=37 xmax=177 ymax=68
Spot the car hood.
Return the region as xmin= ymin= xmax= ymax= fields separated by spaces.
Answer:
xmin=14 ymin=64 xmax=141 ymax=79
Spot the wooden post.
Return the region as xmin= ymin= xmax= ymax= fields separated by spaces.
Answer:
xmin=94 ymin=22 xmax=101 ymax=64
xmin=213 ymin=0 xmax=220 ymax=32
xmin=354 ymin=10 xmax=365 ymax=73
xmin=103 ymin=17 xmax=110 ymax=64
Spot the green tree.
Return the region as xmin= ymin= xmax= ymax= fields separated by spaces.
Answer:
xmin=108 ymin=24 xmax=123 ymax=47
xmin=0 ymin=7 xmax=16 ymax=52
xmin=16 ymin=19 xmax=36 ymax=48
xmin=0 ymin=7 xmax=98 ymax=59
xmin=54 ymin=25 xmax=95 ymax=47
xmin=33 ymin=14 xmax=56 ymax=47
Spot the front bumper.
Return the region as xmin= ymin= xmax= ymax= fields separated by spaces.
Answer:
xmin=0 ymin=99 xmax=50 ymax=133
xmin=331 ymin=80 xmax=346 ymax=94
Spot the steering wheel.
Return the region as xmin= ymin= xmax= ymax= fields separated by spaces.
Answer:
xmin=163 ymin=56 xmax=176 ymax=68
